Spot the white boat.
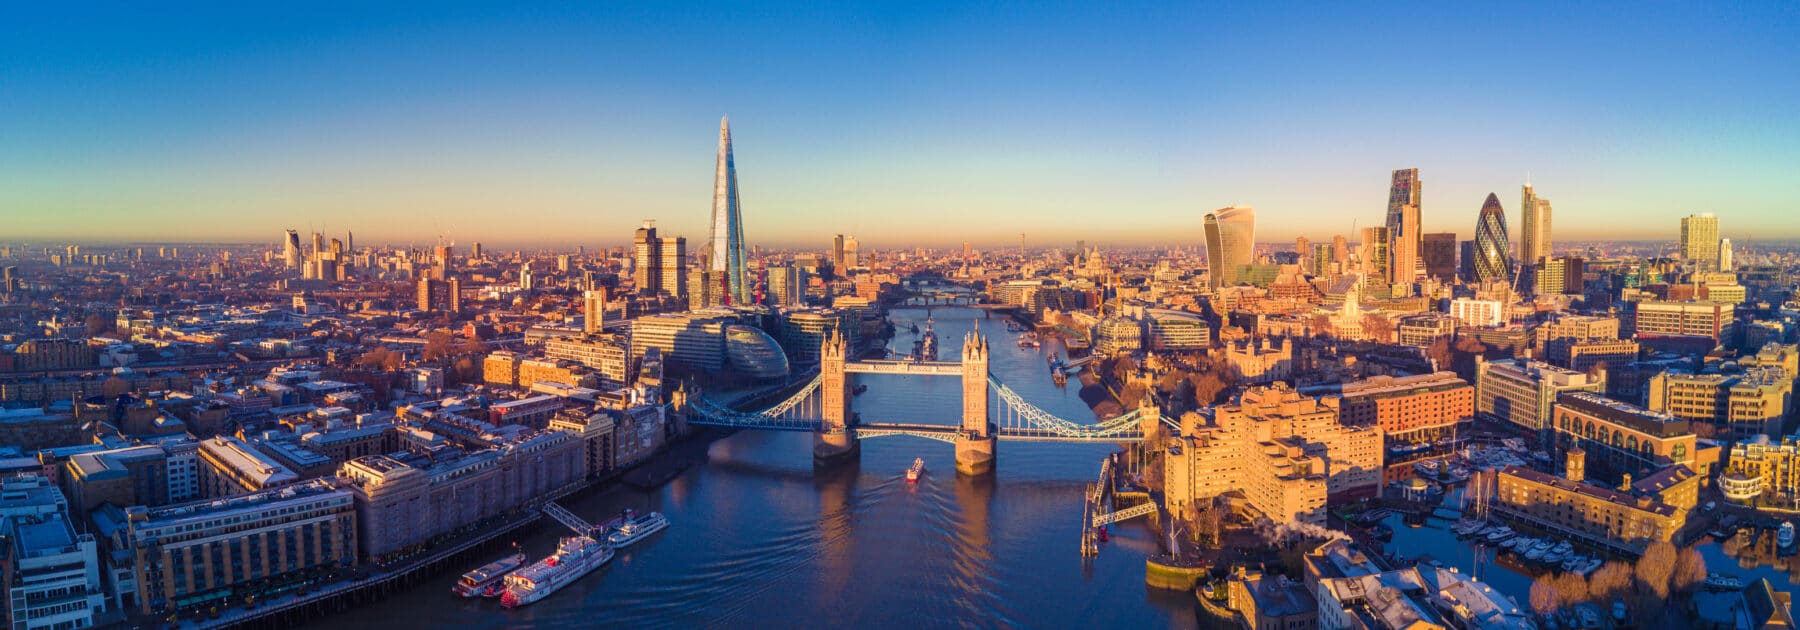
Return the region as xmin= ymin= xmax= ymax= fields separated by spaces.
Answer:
xmin=1486 ymin=526 xmax=1515 ymax=543
xmin=1551 ymin=540 xmax=1574 ymax=555
xmin=906 ymin=458 xmax=925 ymax=482
xmin=1578 ymin=557 xmax=1604 ymax=576
xmin=1781 ymin=522 xmax=1795 ymax=548
xmin=1542 ymin=550 xmax=1567 ymax=564
xmin=453 ymin=551 xmax=526 ymax=598
xmin=499 ymin=536 xmax=612 ymax=608
xmin=1452 ymin=519 xmax=1486 ymax=536
xmin=608 ymin=510 xmax=670 ymax=548
xmin=1704 ymin=574 xmax=1746 ymax=591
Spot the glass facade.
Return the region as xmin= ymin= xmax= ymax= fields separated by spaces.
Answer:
xmin=1204 ymin=206 xmax=1256 ymax=290
xmin=724 ymin=325 xmax=790 ymax=380
xmin=1473 ymin=193 xmax=1512 ymax=283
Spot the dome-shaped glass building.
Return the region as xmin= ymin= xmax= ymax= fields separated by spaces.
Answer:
xmin=725 ymin=325 xmax=790 ymax=380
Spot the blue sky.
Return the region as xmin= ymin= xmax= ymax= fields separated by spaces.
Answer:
xmin=2 ymin=2 xmax=1797 ymax=248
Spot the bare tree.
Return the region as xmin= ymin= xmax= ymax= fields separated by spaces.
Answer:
xmin=1552 ymin=572 xmax=1591 ymax=604
xmin=1588 ymin=561 xmax=1635 ymax=601
xmin=1671 ymin=546 xmax=1708 ymax=595
xmin=1636 ymin=540 xmax=1678 ymax=599
xmin=1529 ymin=575 xmax=1563 ymax=614
xmin=1361 ymin=314 xmax=1395 ymax=342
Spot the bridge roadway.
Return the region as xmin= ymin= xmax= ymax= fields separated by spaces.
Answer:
xmin=693 ymin=415 xmax=1142 ymax=444
xmin=841 ymin=360 xmax=964 ymax=375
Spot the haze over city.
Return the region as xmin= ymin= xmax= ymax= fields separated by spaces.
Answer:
xmin=4 ymin=2 xmax=1798 ymax=246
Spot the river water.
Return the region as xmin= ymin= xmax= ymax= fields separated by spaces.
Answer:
xmin=312 ymin=307 xmax=1203 ymax=629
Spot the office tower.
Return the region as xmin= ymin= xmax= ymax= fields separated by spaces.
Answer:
xmin=634 ymin=221 xmax=661 ymax=293
xmin=1295 ymin=236 xmax=1310 ymax=267
xmin=519 ymin=263 xmax=533 ymax=291
xmin=1 ymin=265 xmax=14 ymax=292
xmin=1333 ymin=235 xmax=1348 ymax=266
xmin=1385 ymin=168 xmax=1422 ymax=285
xmin=471 ymin=242 xmax=483 ymax=260
xmin=767 ymin=265 xmax=806 ymax=306
xmin=1473 ymin=193 xmax=1512 ymax=283
xmin=557 ymin=254 xmax=572 ymax=273
xmin=1719 ymin=238 xmax=1734 ymax=270
xmin=1310 ymin=242 xmax=1336 ymax=277
xmin=310 ymin=232 xmax=325 ymax=258
xmin=418 ymin=277 xmax=461 ymax=313
xmin=1680 ymin=213 xmax=1719 ymax=265
xmin=283 ymin=230 xmax=302 ymax=269
xmin=1459 ymin=241 xmax=1477 ymax=282
xmin=584 ymin=289 xmax=606 ymax=334
xmin=659 ymin=236 xmax=687 ymax=299
xmin=347 ymin=231 xmax=353 ymax=254
xmin=709 ymin=116 xmax=749 ymax=305
xmin=1535 ymin=257 xmax=1567 ymax=295
xmin=1421 ymin=233 xmax=1458 ymax=281
xmin=1203 ymin=206 xmax=1256 ymax=290
xmin=1359 ymin=226 xmax=1389 ymax=280
xmin=832 ymin=234 xmax=846 ymax=271
xmin=1519 ymin=184 xmax=1553 ymax=266
xmin=843 ymin=235 xmax=859 ymax=268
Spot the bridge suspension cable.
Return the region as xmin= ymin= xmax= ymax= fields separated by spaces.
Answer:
xmin=989 ymin=378 xmax=1144 ymax=441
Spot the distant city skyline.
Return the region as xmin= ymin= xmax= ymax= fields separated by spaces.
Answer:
xmin=3 ymin=3 xmax=1797 ymax=246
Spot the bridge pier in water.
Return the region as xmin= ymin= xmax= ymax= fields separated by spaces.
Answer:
xmin=815 ymin=329 xmax=860 ymax=466
xmin=955 ymin=332 xmax=995 ymax=476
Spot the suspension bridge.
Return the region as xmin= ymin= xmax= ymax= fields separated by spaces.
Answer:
xmin=686 ymin=330 xmax=1164 ymax=475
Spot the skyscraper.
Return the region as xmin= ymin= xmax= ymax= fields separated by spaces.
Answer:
xmin=1421 ymin=232 xmax=1458 ymax=281
xmin=710 ymin=116 xmax=749 ymax=305
xmin=1385 ymin=169 xmax=1422 ymax=285
xmin=660 ymin=236 xmax=687 ymax=299
xmin=584 ymin=289 xmax=606 ymax=334
xmin=283 ymin=230 xmax=302 ymax=269
xmin=1359 ymin=226 xmax=1389 ymax=280
xmin=832 ymin=234 xmax=846 ymax=272
xmin=1203 ymin=206 xmax=1256 ymax=290
xmin=1474 ymin=193 xmax=1512 ymax=283
xmin=634 ymin=221 xmax=661 ymax=293
xmin=1719 ymin=238 xmax=1734 ymax=270
xmin=1681 ymin=213 xmax=1719 ymax=265
xmin=1519 ymin=184 xmax=1553 ymax=266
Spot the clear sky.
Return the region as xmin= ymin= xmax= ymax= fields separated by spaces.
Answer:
xmin=3 ymin=2 xmax=1797 ymax=249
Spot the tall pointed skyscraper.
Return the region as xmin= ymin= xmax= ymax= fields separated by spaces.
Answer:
xmin=1385 ymin=168 xmax=1422 ymax=285
xmin=1473 ymin=193 xmax=1512 ymax=283
xmin=710 ymin=116 xmax=749 ymax=305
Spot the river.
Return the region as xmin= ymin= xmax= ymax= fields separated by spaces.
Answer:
xmin=311 ymin=306 xmax=1203 ymax=629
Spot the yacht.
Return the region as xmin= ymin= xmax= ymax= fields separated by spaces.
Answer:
xmin=1782 ymin=521 xmax=1796 ymax=548
xmin=1485 ymin=526 xmax=1515 ymax=543
xmin=1704 ymin=574 xmax=1746 ymax=591
xmin=499 ymin=536 xmax=612 ymax=608
xmin=1551 ymin=540 xmax=1574 ymax=555
xmin=608 ymin=510 xmax=671 ymax=548
xmin=1452 ymin=519 xmax=1487 ymax=537
xmin=453 ymin=551 xmax=526 ymax=598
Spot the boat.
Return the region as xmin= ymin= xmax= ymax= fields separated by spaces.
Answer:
xmin=1451 ymin=519 xmax=1486 ymax=536
xmin=453 ymin=551 xmax=526 ymax=598
xmin=1486 ymin=526 xmax=1515 ymax=543
xmin=1542 ymin=550 xmax=1567 ymax=564
xmin=907 ymin=458 xmax=925 ymax=482
xmin=1578 ymin=557 xmax=1604 ymax=576
xmin=852 ymin=384 xmax=868 ymax=396
xmin=607 ymin=510 xmax=670 ymax=548
xmin=1704 ymin=574 xmax=1746 ymax=591
xmin=499 ymin=536 xmax=612 ymax=608
xmin=918 ymin=317 xmax=939 ymax=360
xmin=1413 ymin=460 xmax=1441 ymax=477
xmin=1017 ymin=331 xmax=1040 ymax=348
xmin=1781 ymin=521 xmax=1795 ymax=548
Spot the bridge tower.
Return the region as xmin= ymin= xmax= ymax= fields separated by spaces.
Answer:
xmin=814 ymin=329 xmax=859 ymax=465
xmin=956 ymin=332 xmax=996 ymax=475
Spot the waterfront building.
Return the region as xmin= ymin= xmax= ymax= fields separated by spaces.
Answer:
xmin=1 ymin=475 xmax=107 ymax=630
xmin=1552 ymin=391 xmax=1709 ymax=483
xmin=1475 ymin=358 xmax=1605 ymax=432
xmin=337 ymin=430 xmax=580 ymax=559
xmin=1336 ymin=372 xmax=1473 ymax=444
xmin=1647 ymin=367 xmax=1792 ymax=441
xmin=780 ymin=309 xmax=856 ymax=365
xmin=630 ymin=313 xmax=729 ymax=373
xmin=1493 ymin=455 xmax=1688 ymax=552
xmin=1473 ymin=194 xmax=1511 ymax=283
xmin=1301 ymin=539 xmax=1445 ymax=630
xmin=1719 ymin=435 xmax=1800 ymax=506
xmin=1628 ymin=300 xmax=1736 ymax=342
xmin=548 ymin=409 xmax=616 ymax=481
xmin=1090 ymin=316 xmax=1143 ymax=356
xmin=1165 ymin=386 xmax=1381 ymax=524
xmin=126 ymin=479 xmax=356 ymax=615
xmin=1421 ymin=232 xmax=1457 ymax=282
xmin=1204 ymin=206 xmax=1256 ymax=290
xmin=1681 ymin=213 xmax=1720 ymax=266
xmin=196 ymin=436 xmax=299 ymax=498
xmin=709 ymin=117 xmax=749 ymax=304
xmin=1448 ymin=299 xmax=1503 ymax=328
xmin=1396 ymin=313 xmax=1458 ymax=348
xmin=1226 ymin=569 xmax=1317 ymax=630
xmin=1518 ymin=184 xmax=1552 ymax=266
xmin=542 ymin=335 xmax=632 ymax=388
xmin=1144 ymin=309 xmax=1210 ymax=351
xmin=723 ymin=324 xmax=790 ymax=380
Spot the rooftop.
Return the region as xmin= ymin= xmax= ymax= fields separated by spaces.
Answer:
xmin=1557 ymin=391 xmax=1689 ymax=437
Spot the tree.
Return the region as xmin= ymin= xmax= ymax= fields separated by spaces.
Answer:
xmin=1529 ymin=575 xmax=1563 ymax=614
xmin=1309 ymin=313 xmax=1333 ymax=338
xmin=1636 ymin=540 xmax=1678 ymax=599
xmin=1189 ymin=372 xmax=1231 ymax=407
xmin=1426 ymin=337 xmax=1453 ymax=370
xmin=1589 ymin=561 xmax=1635 ymax=601
xmin=1552 ymin=572 xmax=1591 ymax=604
xmin=1671 ymin=546 xmax=1708 ymax=595
xmin=422 ymin=331 xmax=455 ymax=362
xmin=1361 ymin=314 xmax=1395 ymax=342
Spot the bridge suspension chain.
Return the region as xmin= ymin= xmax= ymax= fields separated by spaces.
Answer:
xmin=988 ymin=379 xmax=1142 ymax=438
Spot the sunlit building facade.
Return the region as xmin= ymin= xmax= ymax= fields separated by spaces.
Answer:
xmin=1204 ymin=206 xmax=1256 ymax=290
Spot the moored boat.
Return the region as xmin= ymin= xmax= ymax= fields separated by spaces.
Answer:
xmin=453 ymin=551 xmax=526 ymax=598
xmin=1781 ymin=522 xmax=1796 ymax=548
xmin=608 ymin=510 xmax=671 ymax=548
xmin=499 ymin=536 xmax=612 ymax=608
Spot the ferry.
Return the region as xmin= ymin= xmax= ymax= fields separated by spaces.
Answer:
xmin=452 ymin=551 xmax=526 ymax=598
xmin=608 ymin=510 xmax=670 ymax=548
xmin=907 ymin=458 xmax=925 ymax=482
xmin=1780 ymin=521 xmax=1795 ymax=548
xmin=498 ymin=536 xmax=612 ymax=608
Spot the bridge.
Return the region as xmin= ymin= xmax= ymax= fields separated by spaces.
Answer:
xmin=687 ymin=331 xmax=1164 ymax=475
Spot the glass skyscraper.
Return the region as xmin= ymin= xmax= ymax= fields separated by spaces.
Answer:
xmin=710 ymin=116 xmax=749 ymax=305
xmin=1474 ymin=193 xmax=1512 ymax=283
xmin=1385 ymin=168 xmax=1422 ymax=285
xmin=1203 ymin=206 xmax=1256 ymax=290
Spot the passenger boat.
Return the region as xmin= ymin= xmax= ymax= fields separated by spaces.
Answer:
xmin=452 ymin=551 xmax=526 ymax=598
xmin=498 ymin=536 xmax=612 ymax=608
xmin=607 ymin=510 xmax=670 ymax=548
xmin=1781 ymin=522 xmax=1796 ymax=548
xmin=907 ymin=458 xmax=925 ymax=482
